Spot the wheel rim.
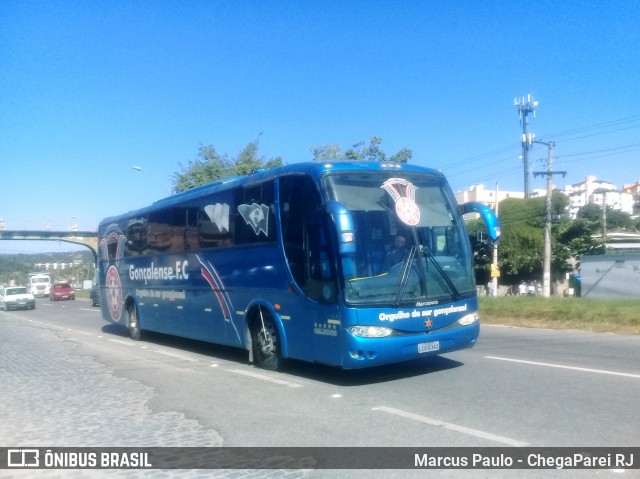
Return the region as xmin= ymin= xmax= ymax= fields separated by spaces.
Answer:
xmin=128 ymin=306 xmax=140 ymax=339
xmin=257 ymin=323 xmax=276 ymax=355
xmin=253 ymin=316 xmax=280 ymax=370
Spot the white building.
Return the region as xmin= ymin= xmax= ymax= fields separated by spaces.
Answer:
xmin=455 ymin=177 xmax=635 ymax=220
xmin=563 ymin=176 xmax=633 ymax=219
xmin=622 ymin=179 xmax=640 ymax=196
xmin=454 ymin=184 xmax=523 ymax=209
xmin=623 ymin=180 xmax=640 ymax=216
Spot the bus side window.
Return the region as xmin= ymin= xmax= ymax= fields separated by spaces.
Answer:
xmin=147 ymin=207 xmax=187 ymax=253
xmin=197 ymin=194 xmax=234 ymax=249
xmin=185 ymin=207 xmax=198 ymax=250
xmin=235 ymin=181 xmax=276 ymax=245
xmin=125 ymin=217 xmax=147 ymax=256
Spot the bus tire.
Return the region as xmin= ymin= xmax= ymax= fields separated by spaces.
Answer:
xmin=252 ymin=313 xmax=282 ymax=371
xmin=127 ymin=303 xmax=142 ymax=341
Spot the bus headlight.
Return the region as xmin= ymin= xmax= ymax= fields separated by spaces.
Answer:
xmin=348 ymin=326 xmax=393 ymax=338
xmin=458 ymin=313 xmax=479 ymax=326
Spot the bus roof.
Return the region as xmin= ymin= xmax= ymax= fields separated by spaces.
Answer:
xmin=100 ymin=161 xmax=444 ymax=225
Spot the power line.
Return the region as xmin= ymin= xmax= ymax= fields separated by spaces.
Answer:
xmin=441 ymin=112 xmax=640 ymax=189
xmin=556 ymin=142 xmax=640 ymax=162
xmin=537 ymin=114 xmax=640 ymax=141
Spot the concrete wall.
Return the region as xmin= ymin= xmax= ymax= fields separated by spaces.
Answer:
xmin=580 ymin=255 xmax=640 ymax=298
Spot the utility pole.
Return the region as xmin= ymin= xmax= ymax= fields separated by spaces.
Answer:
xmin=593 ymin=188 xmax=609 ymax=249
xmin=533 ymin=141 xmax=566 ymax=297
xmin=602 ymin=191 xmax=607 ymax=244
xmin=515 ymin=94 xmax=538 ymax=198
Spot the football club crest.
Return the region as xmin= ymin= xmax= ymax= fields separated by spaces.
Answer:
xmin=99 ymin=225 xmax=126 ymax=322
xmin=381 ymin=178 xmax=421 ymax=226
xmin=238 ymin=203 xmax=269 ymax=236
xmin=106 ymin=265 xmax=123 ymax=321
xmin=204 ymin=203 xmax=230 ymax=232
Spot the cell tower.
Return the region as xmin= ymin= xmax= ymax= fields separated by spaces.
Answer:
xmin=514 ymin=94 xmax=539 ymax=198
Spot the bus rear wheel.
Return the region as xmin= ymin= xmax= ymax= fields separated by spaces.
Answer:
xmin=127 ymin=304 xmax=142 ymax=341
xmin=252 ymin=314 xmax=282 ymax=371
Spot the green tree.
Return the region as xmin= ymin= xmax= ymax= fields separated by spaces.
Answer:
xmin=552 ymin=217 xmax=604 ymax=272
xmin=496 ymin=197 xmax=544 ymax=277
xmin=605 ymin=209 xmax=633 ymax=230
xmin=311 ymin=136 xmax=412 ymax=163
xmin=492 ymin=193 xmax=578 ymax=280
xmin=172 ymin=139 xmax=283 ymax=193
xmin=232 ymin=139 xmax=283 ymax=176
xmin=576 ymin=203 xmax=633 ymax=231
xmin=576 ymin=203 xmax=603 ymax=222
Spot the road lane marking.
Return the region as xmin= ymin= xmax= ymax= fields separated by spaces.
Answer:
xmin=152 ymin=349 xmax=199 ymax=362
xmin=107 ymin=338 xmax=136 ymax=346
xmin=228 ymin=369 xmax=303 ymax=388
xmin=485 ymin=356 xmax=640 ymax=379
xmin=372 ymin=406 xmax=529 ymax=447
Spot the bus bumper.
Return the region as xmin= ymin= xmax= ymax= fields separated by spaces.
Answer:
xmin=340 ymin=322 xmax=480 ymax=369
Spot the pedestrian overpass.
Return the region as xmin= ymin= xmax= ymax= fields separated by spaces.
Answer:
xmin=0 ymin=230 xmax=99 ymax=263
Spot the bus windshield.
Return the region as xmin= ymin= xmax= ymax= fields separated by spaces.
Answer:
xmin=323 ymin=171 xmax=475 ymax=305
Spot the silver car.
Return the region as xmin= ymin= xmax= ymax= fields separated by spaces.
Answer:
xmin=0 ymin=286 xmax=36 ymax=311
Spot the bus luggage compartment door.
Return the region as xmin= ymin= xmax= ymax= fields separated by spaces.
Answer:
xmin=311 ymin=304 xmax=341 ymax=366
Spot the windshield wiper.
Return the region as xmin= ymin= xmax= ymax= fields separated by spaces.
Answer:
xmin=392 ymin=245 xmax=417 ymax=306
xmin=419 ymin=245 xmax=460 ymax=301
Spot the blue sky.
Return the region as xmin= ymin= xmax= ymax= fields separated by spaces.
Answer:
xmin=1 ymin=0 xmax=639 ymax=253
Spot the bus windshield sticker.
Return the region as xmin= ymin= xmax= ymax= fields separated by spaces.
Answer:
xmin=238 ymin=203 xmax=269 ymax=236
xmin=380 ymin=178 xmax=420 ymax=226
xmin=204 ymin=203 xmax=230 ymax=232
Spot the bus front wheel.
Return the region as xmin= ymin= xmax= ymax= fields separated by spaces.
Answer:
xmin=127 ymin=304 xmax=142 ymax=341
xmin=252 ymin=314 xmax=282 ymax=371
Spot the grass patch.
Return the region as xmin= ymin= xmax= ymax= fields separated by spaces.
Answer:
xmin=479 ymin=296 xmax=640 ymax=335
xmin=75 ymin=289 xmax=90 ymax=300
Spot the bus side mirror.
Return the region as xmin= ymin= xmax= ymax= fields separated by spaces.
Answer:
xmin=325 ymin=200 xmax=356 ymax=255
xmin=460 ymin=202 xmax=501 ymax=244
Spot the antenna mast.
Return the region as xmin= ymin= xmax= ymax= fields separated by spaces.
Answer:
xmin=514 ymin=94 xmax=538 ymax=198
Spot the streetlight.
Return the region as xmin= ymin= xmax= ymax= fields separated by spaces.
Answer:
xmin=132 ymin=166 xmax=171 ymax=195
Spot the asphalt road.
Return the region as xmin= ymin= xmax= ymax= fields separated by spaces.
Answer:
xmin=1 ymin=297 xmax=639 ymax=478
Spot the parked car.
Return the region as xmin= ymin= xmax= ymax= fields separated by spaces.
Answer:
xmin=0 ymin=286 xmax=36 ymax=310
xmin=49 ymin=282 xmax=75 ymax=301
xmin=89 ymin=284 xmax=100 ymax=307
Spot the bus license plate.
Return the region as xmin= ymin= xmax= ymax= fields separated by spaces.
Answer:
xmin=418 ymin=341 xmax=440 ymax=353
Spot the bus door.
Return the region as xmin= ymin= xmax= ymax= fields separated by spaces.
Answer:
xmin=302 ymin=217 xmax=341 ymax=365
xmin=279 ymin=175 xmax=341 ymax=365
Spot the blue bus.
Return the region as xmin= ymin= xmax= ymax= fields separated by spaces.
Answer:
xmin=98 ymin=161 xmax=499 ymax=370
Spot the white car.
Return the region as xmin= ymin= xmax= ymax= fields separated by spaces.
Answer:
xmin=0 ymin=286 xmax=37 ymax=311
